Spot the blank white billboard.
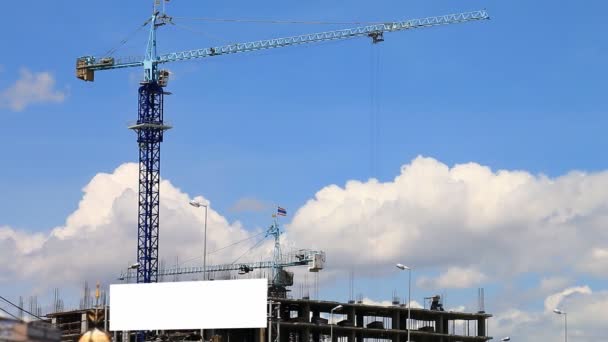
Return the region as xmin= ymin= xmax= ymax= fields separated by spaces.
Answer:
xmin=110 ymin=279 xmax=267 ymax=331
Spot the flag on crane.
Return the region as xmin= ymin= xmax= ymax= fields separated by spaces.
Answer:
xmin=277 ymin=206 xmax=287 ymax=216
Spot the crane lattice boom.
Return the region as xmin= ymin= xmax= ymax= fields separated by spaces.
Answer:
xmin=157 ymin=249 xmax=325 ymax=277
xmin=77 ymin=10 xmax=489 ymax=79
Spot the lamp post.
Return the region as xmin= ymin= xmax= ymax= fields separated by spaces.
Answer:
xmin=396 ymin=263 xmax=412 ymax=342
xmin=190 ymin=200 xmax=209 ymax=342
xmin=121 ymin=263 xmax=140 ymax=283
xmin=330 ymin=305 xmax=343 ymax=342
xmin=189 ymin=200 xmax=209 ymax=280
xmin=553 ymin=308 xmax=567 ymax=342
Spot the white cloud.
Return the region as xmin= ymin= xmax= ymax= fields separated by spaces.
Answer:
xmin=0 ymin=163 xmax=266 ymax=292
xmin=543 ymin=285 xmax=592 ymax=313
xmin=539 ymin=276 xmax=572 ymax=293
xmin=0 ymin=68 xmax=66 ymax=111
xmin=360 ymin=297 xmax=423 ymax=309
xmin=286 ymin=156 xmax=608 ymax=279
xmin=492 ymin=286 xmax=608 ymax=342
xmin=3 ymin=156 xmax=608 ymax=340
xmin=417 ymin=267 xmax=487 ymax=289
xmin=579 ymin=247 xmax=608 ymax=276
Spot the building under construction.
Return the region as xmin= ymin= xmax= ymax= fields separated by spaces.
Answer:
xmin=47 ymin=295 xmax=491 ymax=342
xmin=42 ymin=219 xmax=493 ymax=342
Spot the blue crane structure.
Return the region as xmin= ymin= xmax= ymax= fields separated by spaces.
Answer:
xmin=157 ymin=219 xmax=325 ymax=297
xmin=118 ymin=219 xmax=326 ymax=297
xmin=76 ymin=7 xmax=489 ymax=285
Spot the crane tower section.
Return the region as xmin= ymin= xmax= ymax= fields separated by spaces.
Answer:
xmin=128 ymin=82 xmax=170 ymax=283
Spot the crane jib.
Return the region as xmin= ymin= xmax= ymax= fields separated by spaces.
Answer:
xmin=156 ymin=10 xmax=489 ymax=64
xmin=76 ymin=9 xmax=489 ymax=80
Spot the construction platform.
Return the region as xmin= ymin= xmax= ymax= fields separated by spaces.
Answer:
xmin=46 ymin=297 xmax=491 ymax=342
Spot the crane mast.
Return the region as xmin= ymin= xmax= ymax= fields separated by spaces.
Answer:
xmin=76 ymin=7 xmax=489 ymax=285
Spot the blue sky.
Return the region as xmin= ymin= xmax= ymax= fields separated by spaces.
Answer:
xmin=2 ymin=1 xmax=608 ymax=340
xmin=2 ymin=0 xmax=606 ymax=230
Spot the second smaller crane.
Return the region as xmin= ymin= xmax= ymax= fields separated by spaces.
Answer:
xmin=121 ymin=219 xmax=326 ymax=298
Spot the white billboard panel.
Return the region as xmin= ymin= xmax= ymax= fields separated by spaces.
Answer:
xmin=110 ymin=279 xmax=267 ymax=331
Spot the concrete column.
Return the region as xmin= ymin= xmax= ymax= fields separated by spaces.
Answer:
xmin=392 ymin=331 xmax=400 ymax=342
xmin=280 ymin=306 xmax=290 ymax=321
xmin=311 ymin=308 xmax=321 ymax=342
xmin=477 ymin=318 xmax=486 ymax=336
xmin=303 ymin=327 xmax=310 ymax=342
xmin=356 ymin=312 xmax=364 ymax=328
xmin=356 ymin=312 xmax=364 ymax=342
xmin=343 ymin=307 xmax=355 ymax=342
xmin=80 ymin=313 xmax=88 ymax=333
xmin=392 ymin=311 xmax=401 ymax=330
xmin=347 ymin=307 xmax=355 ymax=324
xmin=303 ymin=303 xmax=311 ymax=323
xmin=392 ymin=310 xmax=401 ymax=342
xmin=435 ymin=316 xmax=443 ymax=340
xmin=279 ymin=326 xmax=288 ymax=342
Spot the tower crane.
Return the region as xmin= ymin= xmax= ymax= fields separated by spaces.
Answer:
xmin=76 ymin=6 xmax=489 ymax=285
xmin=155 ymin=219 xmax=326 ymax=297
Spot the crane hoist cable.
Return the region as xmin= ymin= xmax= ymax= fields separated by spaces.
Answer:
xmin=170 ymin=230 xmax=267 ymax=266
xmin=208 ymin=230 xmax=267 ymax=256
xmin=369 ymin=44 xmax=382 ymax=178
xmin=230 ymin=235 xmax=269 ymax=265
xmin=369 ymin=43 xmax=383 ymax=273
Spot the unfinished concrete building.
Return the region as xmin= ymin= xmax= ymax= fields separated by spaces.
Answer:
xmin=46 ymin=296 xmax=491 ymax=342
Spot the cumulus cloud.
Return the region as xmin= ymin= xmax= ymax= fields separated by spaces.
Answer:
xmin=544 ymin=285 xmax=592 ymax=313
xmin=417 ymin=267 xmax=487 ymax=289
xmin=360 ymin=297 xmax=423 ymax=309
xmin=0 ymin=163 xmax=266 ymax=293
xmin=539 ymin=276 xmax=572 ymax=293
xmin=492 ymin=286 xmax=608 ymax=342
xmin=3 ymin=156 xmax=608 ymax=340
xmin=579 ymin=247 xmax=608 ymax=276
xmin=0 ymin=68 xmax=66 ymax=111
xmin=286 ymin=156 xmax=608 ymax=280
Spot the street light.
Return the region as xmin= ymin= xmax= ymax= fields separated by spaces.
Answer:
xmin=189 ymin=200 xmax=209 ymax=280
xmin=396 ymin=263 xmax=412 ymax=342
xmin=330 ymin=305 xmax=343 ymax=342
xmin=121 ymin=263 xmax=140 ymax=283
xmin=553 ymin=308 xmax=567 ymax=342
xmin=501 ymin=337 xmax=511 ymax=341
xmin=190 ymin=199 xmax=209 ymax=342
